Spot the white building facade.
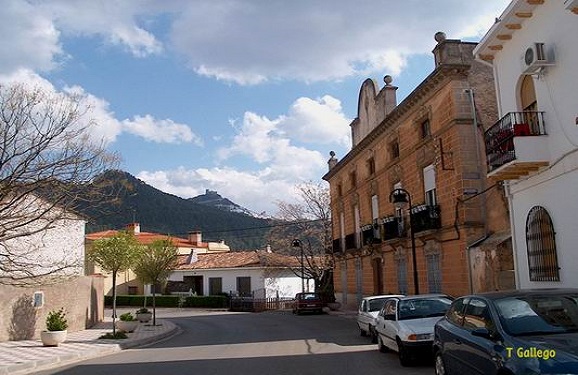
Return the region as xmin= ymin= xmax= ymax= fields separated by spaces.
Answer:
xmin=474 ymin=0 xmax=578 ymax=288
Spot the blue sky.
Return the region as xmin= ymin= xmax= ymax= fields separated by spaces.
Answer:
xmin=0 ymin=0 xmax=509 ymax=215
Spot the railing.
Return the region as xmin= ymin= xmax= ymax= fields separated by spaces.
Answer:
xmin=382 ymin=215 xmax=403 ymax=240
xmin=410 ymin=204 xmax=441 ymax=233
xmin=332 ymin=238 xmax=342 ymax=253
xmin=485 ymin=111 xmax=546 ymax=172
xmin=229 ymin=294 xmax=294 ymax=312
xmin=344 ymin=233 xmax=358 ymax=250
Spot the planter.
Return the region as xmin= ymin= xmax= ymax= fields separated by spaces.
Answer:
xmin=41 ymin=330 xmax=67 ymax=347
xmin=116 ymin=320 xmax=139 ymax=333
xmin=327 ymin=302 xmax=342 ymax=311
xmin=136 ymin=312 xmax=152 ymax=323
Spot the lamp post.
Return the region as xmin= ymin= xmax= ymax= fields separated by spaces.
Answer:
xmin=292 ymin=239 xmax=305 ymax=293
xmin=389 ymin=188 xmax=419 ymax=295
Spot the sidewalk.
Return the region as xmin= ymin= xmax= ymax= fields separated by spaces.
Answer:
xmin=0 ymin=317 xmax=178 ymax=375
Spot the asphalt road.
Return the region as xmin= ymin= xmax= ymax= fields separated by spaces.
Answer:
xmin=36 ymin=309 xmax=433 ymax=375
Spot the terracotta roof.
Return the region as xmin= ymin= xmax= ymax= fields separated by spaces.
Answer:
xmin=85 ymin=230 xmax=206 ymax=248
xmin=175 ymin=251 xmax=301 ymax=270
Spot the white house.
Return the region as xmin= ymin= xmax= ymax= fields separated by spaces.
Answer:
xmin=474 ymin=0 xmax=578 ymax=288
xmin=171 ymin=251 xmax=314 ymax=298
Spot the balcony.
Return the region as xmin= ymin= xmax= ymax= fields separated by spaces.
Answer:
xmin=344 ymin=233 xmax=358 ymax=251
xmin=381 ymin=215 xmax=404 ymax=240
xmin=361 ymin=223 xmax=382 ymax=245
xmin=410 ymin=204 xmax=441 ymax=233
xmin=485 ymin=111 xmax=549 ymax=180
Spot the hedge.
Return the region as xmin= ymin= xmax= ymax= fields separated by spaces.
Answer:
xmin=105 ymin=295 xmax=228 ymax=308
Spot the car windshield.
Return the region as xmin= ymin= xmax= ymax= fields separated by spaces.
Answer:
xmin=398 ymin=297 xmax=452 ymax=320
xmin=300 ymin=293 xmax=320 ymax=300
xmin=495 ymin=294 xmax=578 ymax=336
xmin=368 ymin=298 xmax=390 ymax=312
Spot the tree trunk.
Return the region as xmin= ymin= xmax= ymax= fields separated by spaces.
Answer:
xmin=112 ymin=272 xmax=117 ymax=335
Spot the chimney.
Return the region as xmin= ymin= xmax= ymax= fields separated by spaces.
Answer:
xmin=126 ymin=223 xmax=140 ymax=234
xmin=188 ymin=230 xmax=202 ymax=244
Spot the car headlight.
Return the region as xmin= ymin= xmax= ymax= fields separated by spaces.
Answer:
xmin=407 ymin=333 xmax=433 ymax=341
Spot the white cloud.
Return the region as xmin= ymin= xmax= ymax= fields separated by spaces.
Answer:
xmin=0 ymin=1 xmax=62 ymax=74
xmin=122 ymin=115 xmax=202 ymax=145
xmin=170 ymin=0 xmax=511 ymax=84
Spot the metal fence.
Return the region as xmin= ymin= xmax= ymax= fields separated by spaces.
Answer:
xmin=229 ymin=295 xmax=294 ymax=312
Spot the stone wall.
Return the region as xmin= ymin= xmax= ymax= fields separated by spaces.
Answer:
xmin=0 ymin=275 xmax=104 ymax=342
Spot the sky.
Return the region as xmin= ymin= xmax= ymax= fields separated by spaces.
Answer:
xmin=0 ymin=0 xmax=510 ymax=216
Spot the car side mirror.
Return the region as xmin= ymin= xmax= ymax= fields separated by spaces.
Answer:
xmin=471 ymin=327 xmax=499 ymax=340
xmin=383 ymin=314 xmax=395 ymax=321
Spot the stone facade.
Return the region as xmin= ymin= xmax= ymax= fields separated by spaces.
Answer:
xmin=324 ymin=34 xmax=513 ymax=309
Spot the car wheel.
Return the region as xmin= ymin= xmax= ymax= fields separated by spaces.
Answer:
xmin=397 ymin=339 xmax=412 ymax=367
xmin=370 ymin=328 xmax=378 ymax=344
xmin=434 ymin=352 xmax=447 ymax=375
xmin=377 ymin=336 xmax=388 ymax=353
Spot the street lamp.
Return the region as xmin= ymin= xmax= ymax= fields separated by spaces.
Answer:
xmin=389 ymin=188 xmax=419 ymax=295
xmin=292 ymin=239 xmax=305 ymax=293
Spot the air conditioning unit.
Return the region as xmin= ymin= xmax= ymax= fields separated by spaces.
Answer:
xmin=521 ymin=42 xmax=554 ymax=74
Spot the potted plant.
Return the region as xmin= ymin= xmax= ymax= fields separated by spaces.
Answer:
xmin=116 ymin=312 xmax=139 ymax=333
xmin=135 ymin=307 xmax=152 ymax=323
xmin=41 ymin=308 xmax=68 ymax=347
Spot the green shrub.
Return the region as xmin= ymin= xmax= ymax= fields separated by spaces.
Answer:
xmin=136 ymin=307 xmax=150 ymax=314
xmin=46 ymin=308 xmax=68 ymax=331
xmin=99 ymin=332 xmax=128 ymax=339
xmin=105 ymin=295 xmax=228 ymax=308
xmin=119 ymin=312 xmax=136 ymax=321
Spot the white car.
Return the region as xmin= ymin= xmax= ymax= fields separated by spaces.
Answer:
xmin=374 ymin=294 xmax=453 ymax=366
xmin=357 ymin=294 xmax=403 ymax=343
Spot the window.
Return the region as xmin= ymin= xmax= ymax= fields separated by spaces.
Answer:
xmin=397 ymin=257 xmax=408 ymax=295
xmin=367 ymin=157 xmax=376 ymax=176
xmin=390 ymin=140 xmax=400 ymax=159
xmin=339 ymin=212 xmax=346 ymax=252
xmin=337 ymin=184 xmax=343 ymax=197
xmin=236 ymin=277 xmax=251 ymax=296
xmin=463 ymin=298 xmax=495 ymax=332
xmin=128 ymin=286 xmax=138 ymax=295
xmin=371 ymin=195 xmax=380 ymax=240
xmin=354 ymin=204 xmax=361 ymax=248
xmin=209 ymin=277 xmax=222 ymax=295
xmin=526 ymin=206 xmax=560 ymax=281
xmin=350 ymin=171 xmax=357 ymax=188
xmin=426 ymin=253 xmax=442 ymax=293
xmin=446 ymin=297 xmax=468 ymax=326
xmin=421 ymin=119 xmax=431 ymax=139
xmin=423 ymin=165 xmax=437 ymax=206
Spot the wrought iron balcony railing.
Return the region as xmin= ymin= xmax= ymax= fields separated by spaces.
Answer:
xmin=410 ymin=204 xmax=441 ymax=233
xmin=485 ymin=111 xmax=546 ymax=173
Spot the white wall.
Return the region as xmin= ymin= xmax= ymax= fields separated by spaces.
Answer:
xmin=492 ymin=1 xmax=578 ymax=288
xmin=170 ymin=268 xmax=313 ymax=297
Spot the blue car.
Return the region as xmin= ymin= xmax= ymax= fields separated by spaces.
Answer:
xmin=433 ymin=289 xmax=578 ymax=375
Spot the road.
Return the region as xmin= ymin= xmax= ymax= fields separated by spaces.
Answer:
xmin=36 ymin=309 xmax=432 ymax=375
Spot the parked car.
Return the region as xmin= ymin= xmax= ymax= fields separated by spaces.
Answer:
xmin=292 ymin=292 xmax=324 ymax=315
xmin=357 ymin=294 xmax=404 ymax=343
xmin=374 ymin=294 xmax=453 ymax=366
xmin=433 ymin=288 xmax=578 ymax=375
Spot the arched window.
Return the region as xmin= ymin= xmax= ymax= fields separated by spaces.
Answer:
xmin=520 ymin=75 xmax=537 ymax=111
xmin=526 ymin=206 xmax=560 ymax=281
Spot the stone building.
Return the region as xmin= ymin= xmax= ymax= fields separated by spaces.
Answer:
xmin=323 ymin=33 xmax=513 ymax=309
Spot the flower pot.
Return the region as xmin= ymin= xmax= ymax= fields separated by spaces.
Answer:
xmin=116 ymin=320 xmax=139 ymax=333
xmin=41 ymin=330 xmax=67 ymax=347
xmin=136 ymin=312 xmax=152 ymax=323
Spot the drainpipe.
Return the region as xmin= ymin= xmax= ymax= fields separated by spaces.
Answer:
xmin=504 ymin=181 xmax=520 ymax=288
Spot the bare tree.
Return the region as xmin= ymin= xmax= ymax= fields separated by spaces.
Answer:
xmin=133 ymin=238 xmax=179 ymax=326
xmin=267 ymin=181 xmax=335 ymax=302
xmin=0 ymin=83 xmax=120 ymax=286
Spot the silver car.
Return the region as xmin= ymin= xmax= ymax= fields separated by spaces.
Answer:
xmin=375 ymin=294 xmax=453 ymax=366
xmin=357 ymin=294 xmax=403 ymax=343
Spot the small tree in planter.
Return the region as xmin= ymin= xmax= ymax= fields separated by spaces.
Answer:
xmin=87 ymin=231 xmax=143 ymax=335
xmin=133 ymin=238 xmax=179 ymax=326
xmin=41 ymin=308 xmax=68 ymax=346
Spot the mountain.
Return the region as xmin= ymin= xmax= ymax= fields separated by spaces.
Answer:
xmin=188 ymin=189 xmax=256 ymax=216
xmin=81 ymin=170 xmax=272 ymax=250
